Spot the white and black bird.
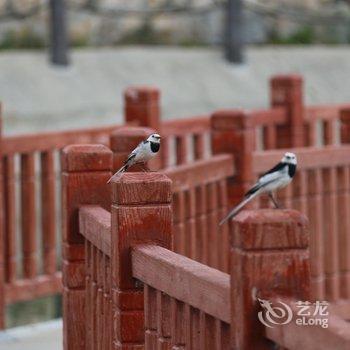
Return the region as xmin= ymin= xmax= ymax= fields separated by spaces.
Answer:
xmin=107 ymin=133 xmax=161 ymax=183
xmin=219 ymin=152 xmax=297 ymax=225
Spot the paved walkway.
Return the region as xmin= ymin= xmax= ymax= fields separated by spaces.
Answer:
xmin=1 ymin=46 xmax=350 ymax=134
xmin=0 ymin=319 xmax=62 ymax=350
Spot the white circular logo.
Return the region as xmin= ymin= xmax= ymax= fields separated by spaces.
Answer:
xmin=258 ymin=298 xmax=293 ymax=328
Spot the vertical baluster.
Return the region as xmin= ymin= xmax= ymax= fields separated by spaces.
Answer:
xmin=173 ymin=192 xmax=185 ymax=256
xmin=207 ymin=183 xmax=218 ymax=269
xmin=308 ymin=121 xmax=318 ymax=146
xmin=145 ymin=285 xmax=157 ymax=348
xmin=91 ymin=246 xmax=97 ymax=350
xmin=307 ymin=169 xmax=325 ymax=300
xmin=170 ymin=299 xmax=186 ymax=348
xmin=182 ymin=304 xmax=192 ymax=349
xmin=105 ymin=257 xmax=112 ymax=350
xmin=292 ymin=171 xmax=307 ymax=214
xmin=21 ymin=153 xmax=37 ymax=278
xmin=175 ymin=135 xmax=188 ymax=165
xmin=216 ymin=320 xmax=230 ymax=349
xmin=41 ymin=150 xmax=56 ymax=275
xmin=198 ymin=310 xmax=206 ymax=350
xmin=324 ymin=120 xmax=336 ymax=145
xmin=101 ymin=253 xmax=105 ymax=350
xmin=263 ymin=125 xmax=277 ymax=150
xmin=323 ymin=168 xmax=339 ymax=301
xmin=186 ymin=188 xmax=196 ymax=261
xmin=193 ymin=133 xmax=205 ymax=160
xmin=338 ymin=166 xmax=350 ymax=298
xmin=156 ymin=291 xmax=171 ymax=348
xmin=299 ymin=170 xmax=307 ymax=214
xmin=3 ymin=155 xmax=16 ymax=283
xmin=218 ymin=180 xmax=229 ymax=273
xmin=191 ymin=307 xmax=201 ymax=349
xmin=97 ymin=250 xmax=103 ymax=350
xmin=205 ymin=315 xmax=216 ymax=350
xmin=161 ymin=136 xmax=171 ymax=169
xmin=85 ymin=241 xmax=92 ymax=350
xmin=195 ymin=185 xmax=207 ymax=266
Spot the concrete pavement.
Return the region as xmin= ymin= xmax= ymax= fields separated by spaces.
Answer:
xmin=0 ymin=319 xmax=62 ymax=350
xmin=1 ymin=46 xmax=350 ymax=135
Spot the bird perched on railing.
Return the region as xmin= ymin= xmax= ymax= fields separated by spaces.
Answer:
xmin=219 ymin=152 xmax=297 ymax=225
xmin=107 ymin=133 xmax=161 ymax=183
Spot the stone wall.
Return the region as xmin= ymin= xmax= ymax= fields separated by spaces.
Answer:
xmin=0 ymin=0 xmax=349 ymax=48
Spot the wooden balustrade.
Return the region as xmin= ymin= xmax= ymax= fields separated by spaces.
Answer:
xmin=61 ymin=144 xmax=113 ymax=350
xmin=265 ymin=297 xmax=350 ymax=350
xmin=132 ymin=245 xmax=231 ymax=348
xmin=1 ymin=73 xmax=350 ymax=331
xmin=252 ymin=146 xmax=350 ymax=302
xmin=165 ymin=154 xmax=234 ymax=272
xmin=58 ymin=139 xmax=330 ymax=350
xmin=231 ymin=210 xmax=310 ymax=349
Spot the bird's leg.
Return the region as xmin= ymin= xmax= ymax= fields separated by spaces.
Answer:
xmin=137 ymin=163 xmax=148 ymax=173
xmin=142 ymin=163 xmax=151 ymax=172
xmin=142 ymin=163 xmax=158 ymax=172
xmin=139 ymin=163 xmax=156 ymax=172
xmin=268 ymin=192 xmax=281 ymax=209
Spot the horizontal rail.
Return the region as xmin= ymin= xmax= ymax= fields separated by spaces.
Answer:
xmin=132 ymin=245 xmax=230 ymax=323
xmin=161 ymin=115 xmax=210 ymax=137
xmin=253 ymin=145 xmax=350 ymax=174
xmin=165 ymin=154 xmax=234 ymax=191
xmin=249 ymin=107 xmax=287 ymax=126
xmin=2 ymin=124 xmax=119 ymax=155
xmin=79 ymin=206 xmax=111 ymax=257
xmin=329 ymin=300 xmax=350 ymax=320
xmin=305 ymin=104 xmax=350 ymax=121
xmin=266 ymin=298 xmax=350 ymax=350
xmin=4 ymin=272 xmax=62 ymax=304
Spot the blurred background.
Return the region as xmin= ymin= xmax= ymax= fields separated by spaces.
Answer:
xmin=0 ymin=0 xmax=350 ymax=348
xmin=1 ymin=0 xmax=350 ymax=135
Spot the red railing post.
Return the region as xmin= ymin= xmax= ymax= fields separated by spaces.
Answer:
xmin=211 ymin=110 xmax=255 ymax=207
xmin=61 ymin=144 xmax=113 ymax=350
xmin=0 ymin=103 xmax=4 ymax=329
xmin=124 ymin=86 xmax=160 ymax=131
xmin=110 ymin=173 xmax=172 ymax=349
xmin=230 ymin=209 xmax=310 ymax=350
xmin=340 ymin=107 xmax=350 ymax=144
xmin=270 ymin=74 xmax=304 ymax=148
xmin=109 ymin=127 xmax=155 ymax=173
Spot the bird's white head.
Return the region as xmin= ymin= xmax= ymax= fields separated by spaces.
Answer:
xmin=282 ymin=152 xmax=297 ymax=165
xmin=147 ymin=133 xmax=161 ymax=143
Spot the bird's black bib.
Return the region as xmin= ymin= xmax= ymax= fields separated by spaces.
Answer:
xmin=150 ymin=142 xmax=160 ymax=153
xmin=288 ymin=164 xmax=296 ymax=177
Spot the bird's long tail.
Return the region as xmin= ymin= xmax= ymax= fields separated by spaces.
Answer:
xmin=219 ymin=191 xmax=260 ymax=226
xmin=107 ymin=164 xmax=128 ymax=184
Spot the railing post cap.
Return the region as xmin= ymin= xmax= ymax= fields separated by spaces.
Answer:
xmin=110 ymin=172 xmax=172 ymax=205
xmin=61 ymin=144 xmax=113 ymax=172
xmin=270 ymin=74 xmax=303 ymax=86
xmin=232 ymin=209 xmax=309 ymax=250
xmin=211 ymin=109 xmax=252 ymax=129
xmin=340 ymin=107 xmax=350 ymax=119
xmin=110 ymin=126 xmax=156 ymax=151
xmin=124 ymin=86 xmax=160 ymax=102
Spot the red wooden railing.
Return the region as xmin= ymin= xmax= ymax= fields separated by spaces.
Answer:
xmin=60 ymin=144 xmax=350 ymax=349
xmin=265 ymin=297 xmax=350 ymax=350
xmin=165 ymin=154 xmax=234 ymax=272
xmin=252 ymin=146 xmax=350 ymax=301
xmin=1 ymin=73 xmax=350 ymax=330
